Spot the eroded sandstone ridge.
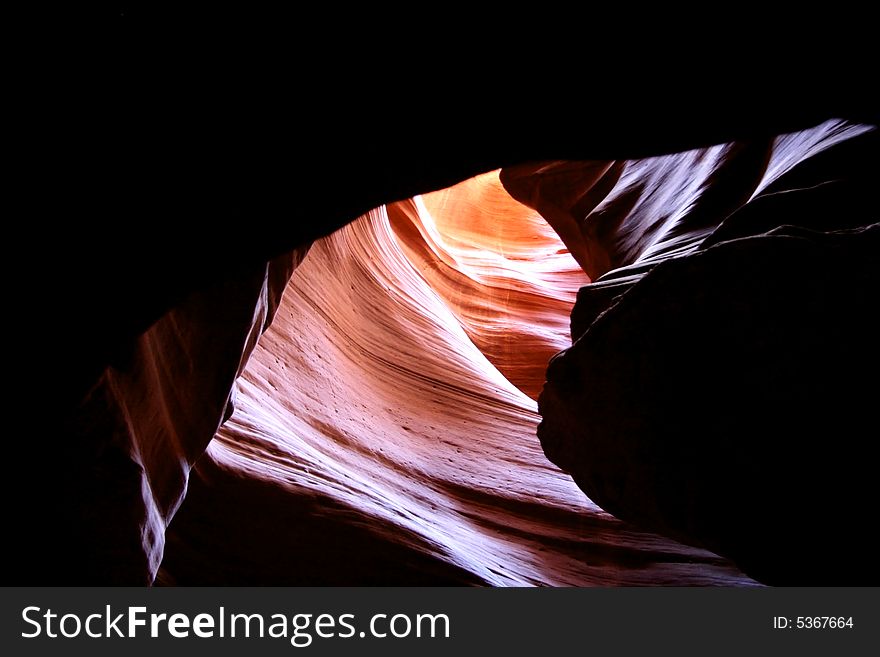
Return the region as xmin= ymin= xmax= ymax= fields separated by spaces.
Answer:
xmin=68 ymin=252 xmax=307 ymax=582
xmin=21 ymin=111 xmax=875 ymax=585
xmin=508 ymin=120 xmax=878 ymax=584
xmin=160 ymin=202 xmax=748 ymax=585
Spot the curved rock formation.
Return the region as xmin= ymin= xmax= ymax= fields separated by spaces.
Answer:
xmin=17 ymin=96 xmax=875 ymax=586
xmin=160 ymin=206 xmax=748 ymax=585
xmin=388 ymin=171 xmax=588 ymax=399
xmin=501 ymin=120 xmax=872 ymax=282
xmin=63 ymin=252 xmax=307 ymax=582
xmin=532 ymin=120 xmax=879 ymax=584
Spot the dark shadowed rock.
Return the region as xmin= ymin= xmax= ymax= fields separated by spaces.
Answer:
xmin=539 ymin=223 xmax=880 ymax=584
xmin=41 ymin=250 xmax=307 ymax=583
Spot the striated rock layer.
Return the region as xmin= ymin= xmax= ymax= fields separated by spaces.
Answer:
xmin=67 ymin=253 xmax=307 ymax=583
xmin=502 ymin=120 xmax=873 ymax=283
xmin=390 ymin=171 xmax=589 ymax=399
xmin=22 ymin=108 xmax=874 ymax=585
xmin=528 ymin=120 xmax=879 ymax=584
xmin=161 ymin=119 xmax=877 ymax=586
xmin=160 ymin=206 xmax=750 ymax=585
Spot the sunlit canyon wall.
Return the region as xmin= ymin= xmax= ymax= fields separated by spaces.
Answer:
xmin=54 ymin=120 xmax=879 ymax=585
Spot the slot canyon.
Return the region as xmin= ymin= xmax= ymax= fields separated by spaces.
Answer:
xmin=13 ymin=101 xmax=878 ymax=586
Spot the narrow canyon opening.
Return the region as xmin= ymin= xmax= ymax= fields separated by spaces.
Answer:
xmin=24 ymin=116 xmax=876 ymax=586
xmin=158 ymin=170 xmax=753 ymax=585
xmin=156 ymin=120 xmax=877 ymax=585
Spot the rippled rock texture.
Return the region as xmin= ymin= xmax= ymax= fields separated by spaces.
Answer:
xmin=160 ymin=174 xmax=747 ymax=585
xmin=20 ymin=110 xmax=875 ymax=585
xmin=66 ymin=252 xmax=307 ymax=582
xmin=530 ymin=121 xmax=878 ymax=584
